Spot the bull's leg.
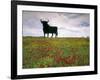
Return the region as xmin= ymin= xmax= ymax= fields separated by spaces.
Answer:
xmin=44 ymin=33 xmax=45 ymax=38
xmin=51 ymin=33 xmax=53 ymax=37
xmin=55 ymin=33 xmax=56 ymax=38
xmin=56 ymin=32 xmax=58 ymax=37
xmin=47 ymin=33 xmax=49 ymax=38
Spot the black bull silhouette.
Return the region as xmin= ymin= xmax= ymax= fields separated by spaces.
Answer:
xmin=40 ymin=20 xmax=58 ymax=37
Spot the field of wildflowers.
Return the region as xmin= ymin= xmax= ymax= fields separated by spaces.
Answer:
xmin=23 ymin=37 xmax=89 ymax=68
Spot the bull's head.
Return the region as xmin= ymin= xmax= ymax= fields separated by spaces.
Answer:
xmin=40 ymin=19 xmax=49 ymax=28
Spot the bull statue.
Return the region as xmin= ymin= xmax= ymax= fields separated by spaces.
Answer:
xmin=40 ymin=19 xmax=58 ymax=38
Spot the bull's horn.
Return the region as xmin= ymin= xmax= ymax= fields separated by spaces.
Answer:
xmin=47 ymin=19 xmax=49 ymax=22
xmin=40 ymin=19 xmax=43 ymax=21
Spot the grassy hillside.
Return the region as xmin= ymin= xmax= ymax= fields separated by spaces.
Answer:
xmin=23 ymin=37 xmax=89 ymax=68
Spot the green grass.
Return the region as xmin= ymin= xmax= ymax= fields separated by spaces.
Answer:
xmin=22 ymin=37 xmax=89 ymax=68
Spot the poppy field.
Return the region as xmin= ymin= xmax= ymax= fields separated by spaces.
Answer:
xmin=23 ymin=37 xmax=89 ymax=68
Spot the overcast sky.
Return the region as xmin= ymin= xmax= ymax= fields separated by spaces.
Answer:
xmin=22 ymin=11 xmax=90 ymax=37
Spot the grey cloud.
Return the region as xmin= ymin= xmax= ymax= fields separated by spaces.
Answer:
xmin=22 ymin=11 xmax=90 ymax=37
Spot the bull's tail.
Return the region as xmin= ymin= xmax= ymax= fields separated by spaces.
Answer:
xmin=56 ymin=27 xmax=58 ymax=37
xmin=56 ymin=28 xmax=58 ymax=37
